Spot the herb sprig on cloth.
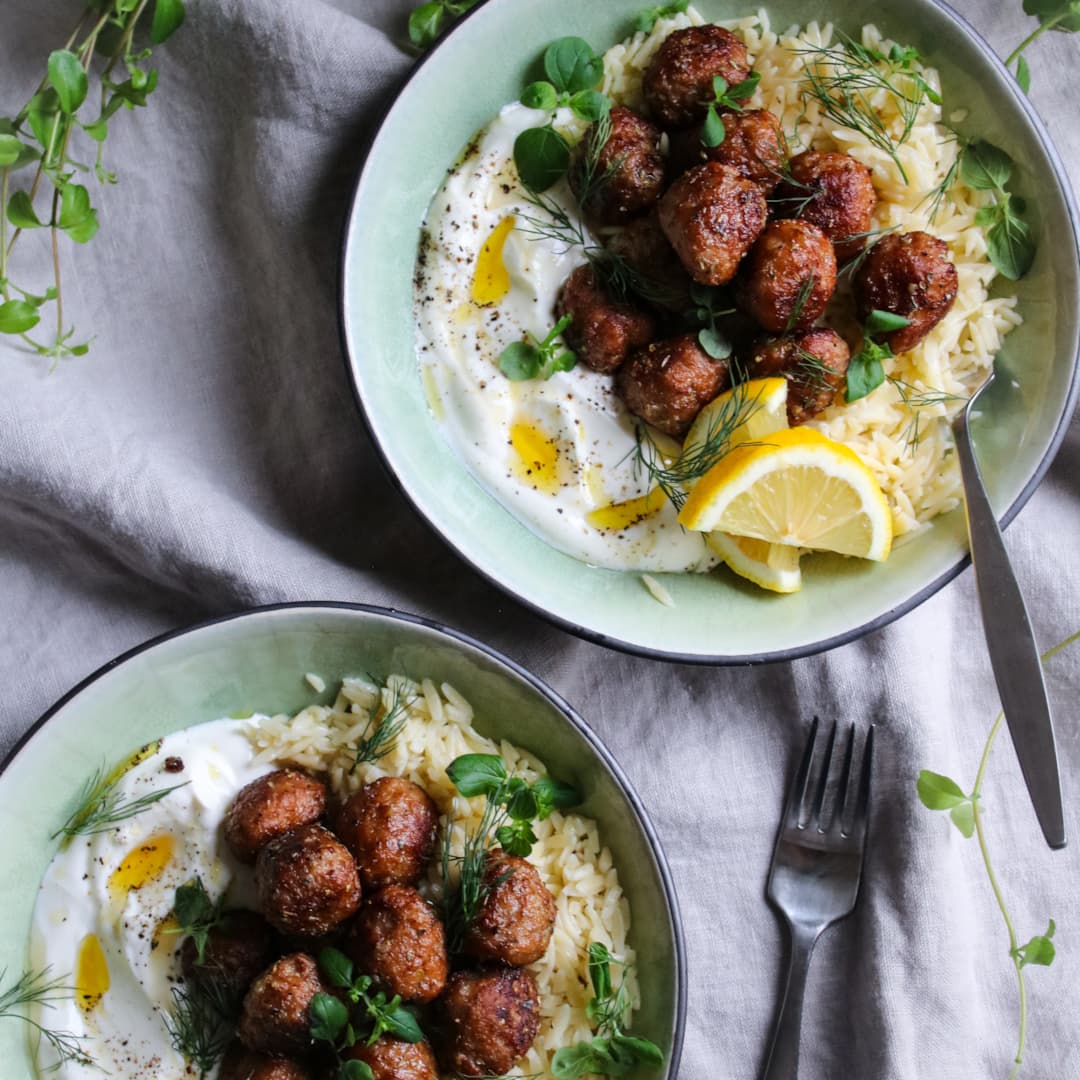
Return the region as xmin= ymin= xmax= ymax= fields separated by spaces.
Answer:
xmin=0 ymin=0 xmax=186 ymax=363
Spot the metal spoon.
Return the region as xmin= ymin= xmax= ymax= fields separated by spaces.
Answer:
xmin=952 ymin=370 xmax=1065 ymax=849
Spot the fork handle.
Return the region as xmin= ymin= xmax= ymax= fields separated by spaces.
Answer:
xmin=761 ymin=923 xmax=820 ymax=1080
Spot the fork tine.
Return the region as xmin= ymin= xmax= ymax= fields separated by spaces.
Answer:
xmin=783 ymin=718 xmax=819 ymax=827
xmin=848 ymin=725 xmax=875 ymax=843
xmin=809 ymin=722 xmax=837 ymax=830
xmin=831 ymin=724 xmax=857 ymax=829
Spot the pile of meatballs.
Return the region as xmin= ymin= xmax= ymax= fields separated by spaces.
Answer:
xmin=554 ymin=25 xmax=959 ymax=435
xmin=182 ymin=768 xmax=558 ymax=1080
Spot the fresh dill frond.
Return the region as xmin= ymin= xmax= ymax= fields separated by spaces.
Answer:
xmin=352 ymin=679 xmax=415 ymax=770
xmin=888 ymin=376 xmax=968 ymax=451
xmin=764 ymin=162 xmax=818 ymax=216
xmin=919 ymin=130 xmax=967 ymax=224
xmin=51 ymin=765 xmax=189 ymax=841
xmin=630 ymin=381 xmax=768 ymax=510
xmin=795 ymin=37 xmax=933 ymax=183
xmin=0 ymin=967 xmax=95 ymax=1071
xmin=783 ymin=274 xmax=817 ymax=335
xmin=164 ymin=980 xmax=236 ymax=1079
xmin=574 ymin=107 xmax=618 ymax=211
xmin=791 ymin=346 xmax=836 ymax=392
xmin=836 ymin=225 xmax=900 ymax=277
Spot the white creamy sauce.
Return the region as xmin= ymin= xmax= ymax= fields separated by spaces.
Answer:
xmin=415 ymin=103 xmax=714 ymax=572
xmin=30 ymin=720 xmax=271 ymax=1079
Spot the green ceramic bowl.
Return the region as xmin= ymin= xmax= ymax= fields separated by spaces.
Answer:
xmin=0 ymin=603 xmax=685 ymax=1078
xmin=340 ymin=0 xmax=1080 ymax=663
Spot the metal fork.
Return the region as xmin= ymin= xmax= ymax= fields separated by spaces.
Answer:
xmin=761 ymin=720 xmax=874 ymax=1080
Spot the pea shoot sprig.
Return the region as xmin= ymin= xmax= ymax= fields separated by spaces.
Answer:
xmin=701 ymin=73 xmax=761 ymax=148
xmin=961 ymin=140 xmax=1036 ymax=281
xmin=917 ymin=628 xmax=1079 ymax=1079
xmin=550 ymin=943 xmax=664 ymax=1078
xmin=0 ymin=967 xmax=95 ymax=1071
xmin=440 ymin=753 xmax=578 ymax=953
xmin=687 ymin=283 xmax=735 ymax=360
xmin=498 ymin=313 xmax=576 ymax=382
xmin=161 ymin=876 xmax=226 ymax=964
xmin=0 ymin=0 xmax=185 ymax=363
xmin=1006 ymin=1 xmax=1080 ymax=93
xmin=308 ymin=947 xmax=425 ymax=1080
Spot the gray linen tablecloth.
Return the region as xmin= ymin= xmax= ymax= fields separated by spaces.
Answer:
xmin=2 ymin=1 xmax=1079 ymax=1076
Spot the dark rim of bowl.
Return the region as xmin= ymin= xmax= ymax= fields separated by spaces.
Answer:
xmin=0 ymin=599 xmax=688 ymax=1078
xmin=337 ymin=0 xmax=1080 ymax=666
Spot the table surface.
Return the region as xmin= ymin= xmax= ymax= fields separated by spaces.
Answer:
xmin=2 ymin=1 xmax=1079 ymax=1077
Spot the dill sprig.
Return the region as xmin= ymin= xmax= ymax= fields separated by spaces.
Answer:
xmin=51 ymin=764 xmax=188 ymax=841
xmin=164 ymin=979 xmax=237 ymax=1079
xmin=888 ymin=375 xmax=967 ymax=451
xmin=631 ymin=379 xmax=767 ymax=510
xmin=783 ymin=274 xmax=816 ymax=335
xmin=791 ymin=345 xmax=836 ymax=392
xmin=0 ymin=967 xmax=95 ymax=1072
xmin=919 ymin=130 xmax=967 ymax=225
xmin=352 ymin=679 xmax=415 ymax=771
xmin=795 ymin=37 xmax=934 ymax=183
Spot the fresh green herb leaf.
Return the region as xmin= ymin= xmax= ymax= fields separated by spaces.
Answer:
xmin=522 ymin=81 xmax=559 ymax=110
xmin=498 ymin=340 xmax=543 ymax=381
xmin=864 ymin=308 xmax=912 ymax=334
xmin=408 ymin=2 xmax=445 ymax=47
xmin=611 ymin=1032 xmax=665 ymax=1065
xmin=318 ymin=947 xmax=355 ymax=990
xmin=1014 ymin=921 xmax=1057 ymax=968
xmin=782 ymin=274 xmax=816 ymax=335
xmin=698 ymin=324 xmax=732 ymax=360
xmin=513 ymin=124 xmax=571 ymax=192
xmin=381 ymin=1005 xmax=424 ymax=1043
xmin=589 ymin=943 xmax=613 ymax=1000
xmin=498 ymin=314 xmax=576 ymax=381
xmin=1015 ymin=53 xmax=1032 ymax=93
xmin=506 ymin=785 xmax=539 ymax=821
xmin=163 ymin=877 xmax=227 ymax=965
xmin=47 ymin=50 xmax=88 ymax=115
xmin=532 ymin=776 xmax=580 ymax=819
xmin=959 ymin=139 xmax=1014 ymax=191
xmin=352 ymin=679 xmax=414 ymax=769
xmin=845 ymin=338 xmax=891 ymax=402
xmin=341 ymin=1061 xmax=375 ymax=1080
xmin=0 ymin=299 xmax=41 ymax=334
xmin=165 ymin=979 xmax=236 ymax=1076
xmin=633 ymin=0 xmax=690 ymax=33
xmin=0 ymin=968 xmax=95 ymax=1070
xmin=51 ymin=763 xmax=188 ymax=840
xmin=59 ymin=183 xmax=98 ymax=244
xmin=496 ymin=819 xmax=538 ymax=856
xmin=1021 ymin=0 xmax=1080 ymax=33
xmin=310 ymin=993 xmax=349 ymax=1043
xmin=949 ymin=801 xmax=976 ymax=839
xmin=6 ymin=191 xmax=42 ymax=230
xmin=569 ymin=89 xmax=611 ymax=122
xmin=917 ymin=772 xmax=969 ymax=811
xmin=543 ymin=37 xmax=604 ymax=95
xmin=151 ymin=0 xmax=187 ymax=45
xmin=986 ymin=202 xmax=1036 ymax=280
xmin=701 ymin=104 xmax=726 ymax=148
xmin=446 ymin=754 xmax=508 ymax=797
xmin=0 ymin=134 xmax=24 ymax=166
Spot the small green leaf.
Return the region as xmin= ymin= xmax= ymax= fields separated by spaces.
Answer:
xmin=340 ymin=1062 xmax=375 ymax=1080
xmin=59 ymin=184 xmax=98 ymax=243
xmin=569 ymin=89 xmax=610 ymax=122
xmin=496 ymin=819 xmax=537 ymax=856
xmin=81 ymin=119 xmax=108 ymax=143
xmin=610 ymin=1032 xmax=665 ymax=1065
xmin=151 ymin=0 xmax=186 ymax=44
xmin=26 ymin=91 xmax=60 ymax=150
xmin=0 ymin=134 xmax=24 ymax=166
xmin=949 ymin=801 xmax=976 ymax=838
xmin=48 ymin=50 xmax=88 ymax=114
xmin=726 ymin=72 xmax=762 ymax=102
xmin=975 ymin=204 xmax=1000 ymax=228
xmin=506 ymin=785 xmax=539 ymax=821
xmin=846 ymin=339 xmax=890 ymax=402
xmin=588 ymin=942 xmax=612 ymax=1000
xmin=701 ymin=104 xmax=726 ymax=148
xmin=513 ymin=124 xmax=571 ymax=193
xmin=522 ymin=81 xmax=559 ymax=110
xmin=309 ymin=993 xmax=349 ymax=1043
xmin=446 ymin=753 xmax=508 ymax=797
xmin=1014 ymin=920 xmax=1057 ymax=968
xmin=633 ymin=0 xmax=689 ymax=32
xmin=986 ymin=205 xmax=1036 ymax=280
xmin=500 ymin=342 xmax=542 ymax=382
xmin=544 ymin=349 xmax=577 ymax=377
xmin=960 ymin=140 xmax=1013 ymax=192
xmin=382 ymin=1006 xmax=424 ymax=1043
xmin=544 ymin=37 xmax=604 ymax=94
xmin=0 ymin=299 xmax=40 ymax=334
xmin=698 ymin=324 xmax=732 ymax=360
xmin=1015 ymin=53 xmax=1032 ymax=94
xmin=865 ymin=308 xmax=912 ymax=334
xmin=532 ymin=776 xmax=579 ymax=819
xmin=916 ymin=770 xmax=969 ymax=810
xmin=408 ymin=2 xmax=445 ymax=47
xmin=1022 ymin=0 xmax=1080 ymax=32
xmin=318 ymin=946 xmax=354 ymax=989
xmin=7 ymin=191 xmax=43 ymax=229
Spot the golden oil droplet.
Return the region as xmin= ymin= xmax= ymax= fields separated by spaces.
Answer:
xmin=108 ymin=835 xmax=175 ymax=900
xmin=510 ymin=422 xmax=562 ymax=495
xmin=75 ymin=933 xmax=109 ymax=1013
xmin=587 ymin=489 xmax=665 ymax=531
xmin=471 ymin=216 xmax=515 ymax=306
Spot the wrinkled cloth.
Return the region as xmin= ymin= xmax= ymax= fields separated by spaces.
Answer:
xmin=2 ymin=2 xmax=1080 ymax=1077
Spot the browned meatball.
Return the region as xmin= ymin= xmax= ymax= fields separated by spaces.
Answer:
xmin=256 ymin=823 xmax=361 ymax=937
xmin=341 ymin=1037 xmax=439 ymax=1080
xmin=617 ymin=333 xmax=731 ymax=437
xmin=603 ymin=210 xmax=695 ymax=313
xmin=180 ymin=910 xmax=276 ymax=997
xmin=438 ymin=968 xmax=541 ymax=1078
xmin=238 ymin=953 xmax=325 ymax=1057
xmin=704 ymin=110 xmax=788 ymax=191
xmin=853 ymin=231 xmax=958 ymax=353
xmin=746 ymin=329 xmax=851 ymax=424
xmin=464 ymin=850 xmax=556 ymax=967
xmin=336 ymin=777 xmax=438 ymax=891
xmin=736 ymin=219 xmax=837 ymax=333
xmin=555 ymin=264 xmax=656 ymax=374
xmin=570 ymin=106 xmax=665 ymax=225
xmin=219 ymin=1042 xmax=314 ymax=1080
xmin=225 ymin=770 xmax=327 ymax=865
xmin=643 ymin=25 xmax=751 ymax=128
xmin=775 ymin=151 xmax=877 ymax=262
xmin=658 ymin=162 xmax=767 ymax=286
xmin=346 ymin=885 xmax=448 ymax=1004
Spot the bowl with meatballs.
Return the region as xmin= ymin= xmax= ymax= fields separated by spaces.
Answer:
xmin=342 ymin=0 xmax=1079 ymax=662
xmin=0 ymin=602 xmax=684 ymax=1079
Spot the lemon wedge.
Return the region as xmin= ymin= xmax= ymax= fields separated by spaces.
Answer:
xmin=706 ymin=532 xmax=803 ymax=593
xmin=682 ymin=377 xmax=789 ymax=462
xmin=679 ymin=427 xmax=893 ymax=561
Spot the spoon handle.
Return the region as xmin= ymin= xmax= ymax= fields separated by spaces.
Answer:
xmin=954 ymin=407 xmax=1065 ymax=849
